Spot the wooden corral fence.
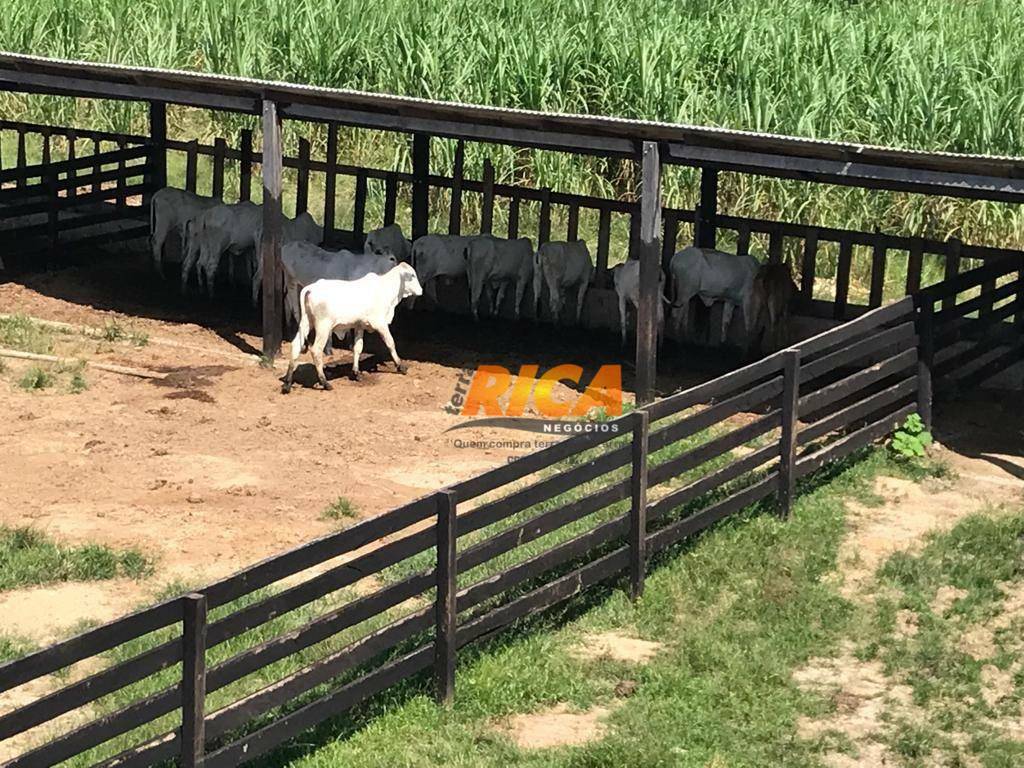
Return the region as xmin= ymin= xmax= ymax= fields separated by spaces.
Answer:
xmin=0 ymin=119 xmax=158 ymax=266
xmin=2 ymin=258 xmax=1019 ymax=768
xmin=7 ymin=115 xmax=1019 ymax=330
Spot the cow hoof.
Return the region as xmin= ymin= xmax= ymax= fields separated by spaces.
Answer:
xmin=281 ymin=383 xmax=291 ymax=395
xmin=349 ymin=371 xmax=361 ymax=382
xmin=322 ymin=380 xmax=333 ymax=391
xmin=397 ymin=363 xmax=408 ymax=375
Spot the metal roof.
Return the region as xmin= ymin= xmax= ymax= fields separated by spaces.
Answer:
xmin=2 ymin=51 xmax=1024 ymax=201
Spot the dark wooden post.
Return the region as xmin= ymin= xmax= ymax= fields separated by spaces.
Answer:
xmin=185 ymin=140 xmax=198 ymax=193
xmin=1015 ymin=260 xmax=1024 ymax=338
xmin=91 ymin=137 xmax=102 ymax=195
xmin=449 ymin=140 xmax=464 ymax=235
xmin=323 ymin=124 xmax=338 ymax=234
xmin=239 ymin=129 xmax=253 ymax=202
xmin=943 ymin=238 xmax=962 ymax=312
xmin=869 ymin=242 xmax=887 ymax=308
xmin=636 ymin=142 xmax=662 ymax=405
xmin=538 ymin=188 xmax=551 ymax=245
xmin=629 ymin=410 xmax=649 ymax=600
xmin=800 ymin=229 xmax=818 ymax=301
xmin=383 ymin=172 xmax=397 ymax=227
xmin=116 ymin=137 xmax=127 ymax=211
xmin=694 ymin=167 xmax=718 ymax=249
xmin=15 ymin=128 xmax=26 ymax=189
xmin=566 ymin=203 xmax=579 ymax=242
xmin=261 ymin=100 xmax=284 ymax=359
xmin=507 ymin=196 xmax=520 ymax=239
xmin=296 ymin=137 xmax=311 ymax=215
xmin=661 ymin=208 xmax=678 ymax=272
xmin=768 ymin=229 xmax=783 ymax=265
xmin=834 ymin=239 xmax=853 ymax=321
xmin=211 ymin=137 xmax=226 ymax=201
xmin=480 ymin=158 xmax=495 ymax=235
xmin=596 ymin=207 xmax=611 ymax=288
xmin=906 ymin=240 xmax=924 ymax=294
xmin=917 ymin=298 xmax=935 ymax=428
xmin=147 ymin=101 xmax=167 ymax=206
xmin=779 ymin=349 xmax=801 ymax=518
xmin=66 ymin=130 xmax=77 ymax=200
xmin=353 ymin=171 xmax=368 ymax=243
xmin=434 ymin=490 xmax=457 ymax=705
xmin=181 ymin=593 xmax=207 ymax=768
xmin=45 ymin=166 xmax=59 ymax=271
xmin=411 ymin=133 xmax=430 ymax=239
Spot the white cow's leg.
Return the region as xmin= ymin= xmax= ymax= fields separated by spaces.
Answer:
xmin=350 ymin=328 xmax=364 ymax=381
xmin=721 ymin=302 xmax=735 ymax=345
xmin=151 ymin=219 xmax=173 ymax=276
xmin=281 ymin=328 xmax=305 ymax=394
xmin=574 ymin=281 xmax=587 ymax=324
xmin=513 ymin=279 xmax=528 ymax=321
xmin=469 ymin=271 xmax=485 ymax=321
xmin=377 ymin=325 xmax=407 ymax=374
xmin=618 ymin=293 xmax=628 ymax=347
xmin=180 ymin=237 xmax=200 ymax=294
xmin=311 ymin=318 xmax=333 ymax=390
xmin=493 ymin=281 xmax=508 ymax=317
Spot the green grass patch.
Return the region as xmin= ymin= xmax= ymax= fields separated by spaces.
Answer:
xmin=0 ymin=527 xmax=153 ymax=591
xmin=322 ymin=497 xmax=359 ymax=522
xmin=0 ymin=633 xmax=36 ymax=663
xmin=18 ymin=365 xmax=54 ymax=391
xmin=0 ymin=314 xmax=54 ymax=355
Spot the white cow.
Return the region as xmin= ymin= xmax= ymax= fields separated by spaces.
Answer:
xmin=533 ymin=240 xmax=593 ymax=324
xmin=182 ymin=201 xmax=261 ymax=296
xmin=280 ymin=243 xmax=397 ymax=330
xmin=409 ymin=234 xmax=472 ymax=305
xmin=465 ymin=235 xmax=534 ymax=321
xmin=250 ymin=211 xmax=324 ymax=305
xmin=149 ymin=187 xmax=219 ymax=277
xmin=282 ymin=263 xmax=423 ymax=393
xmin=365 ymin=224 xmax=412 ymax=263
xmin=668 ymin=246 xmax=760 ymax=343
xmin=611 ymin=260 xmax=666 ymax=346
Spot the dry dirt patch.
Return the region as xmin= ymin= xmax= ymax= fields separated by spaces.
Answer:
xmin=494 ymin=703 xmax=617 ymax=749
xmin=570 ymin=631 xmax=664 ymax=664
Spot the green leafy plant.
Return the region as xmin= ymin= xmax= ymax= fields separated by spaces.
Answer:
xmin=889 ymin=413 xmax=933 ymax=460
xmin=322 ymin=497 xmax=358 ymax=522
xmin=18 ymin=365 xmax=53 ymax=391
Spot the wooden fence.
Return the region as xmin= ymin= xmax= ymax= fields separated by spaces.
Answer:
xmin=158 ymin=125 xmax=1023 ymax=322
xmin=0 ymin=119 xmax=156 ymax=265
xmin=15 ymin=252 xmax=1024 ymax=767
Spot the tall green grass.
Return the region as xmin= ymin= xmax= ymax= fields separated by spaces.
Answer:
xmin=3 ymin=0 xmax=1024 ymax=260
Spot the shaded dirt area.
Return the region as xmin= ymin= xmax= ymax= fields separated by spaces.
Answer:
xmin=1 ymin=252 xmax=699 ymax=642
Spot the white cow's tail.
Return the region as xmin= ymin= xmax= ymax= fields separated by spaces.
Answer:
xmin=297 ymin=285 xmax=314 ymax=353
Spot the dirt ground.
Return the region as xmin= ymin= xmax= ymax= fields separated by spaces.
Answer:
xmin=1 ymin=250 xmax=714 ymax=643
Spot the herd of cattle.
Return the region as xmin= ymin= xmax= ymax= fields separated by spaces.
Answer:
xmin=150 ymin=187 xmax=795 ymax=391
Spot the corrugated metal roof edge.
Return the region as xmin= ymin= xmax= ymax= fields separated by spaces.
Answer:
xmin=2 ymin=50 xmax=1023 ymax=174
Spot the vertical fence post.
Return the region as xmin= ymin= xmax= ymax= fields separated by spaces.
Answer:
xmin=449 ymin=140 xmax=464 ymax=235
xmin=261 ymin=100 xmax=284 ymax=359
xmin=211 ymin=137 xmax=226 ymax=201
xmin=629 ymin=410 xmax=649 ymax=601
xmin=184 ymin=140 xmax=198 ymax=194
xmin=779 ymin=350 xmax=801 ymax=518
xmin=596 ymin=207 xmax=611 ymax=288
xmin=636 ymin=141 xmax=662 ymax=406
xmin=480 ymin=158 xmax=495 ymax=235
xmin=46 ymin=166 xmax=59 ymax=271
xmin=411 ymin=133 xmax=430 ymax=239
xmin=917 ymin=298 xmax=935 ymax=428
xmin=538 ymin=188 xmax=551 ymax=246
xmin=181 ymin=593 xmax=207 ymax=768
xmin=147 ymin=101 xmax=167 ymax=206
xmin=434 ymin=490 xmax=457 ymax=706
xmin=296 ymin=137 xmax=311 ymax=216
xmin=239 ymin=128 xmax=253 ymax=202
xmin=800 ymin=229 xmax=818 ymax=302
xmin=323 ymin=124 xmax=338 ymax=234
xmin=695 ymin=167 xmax=718 ymax=249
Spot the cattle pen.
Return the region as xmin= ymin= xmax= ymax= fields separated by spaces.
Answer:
xmin=1 ymin=52 xmax=1023 ymax=768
